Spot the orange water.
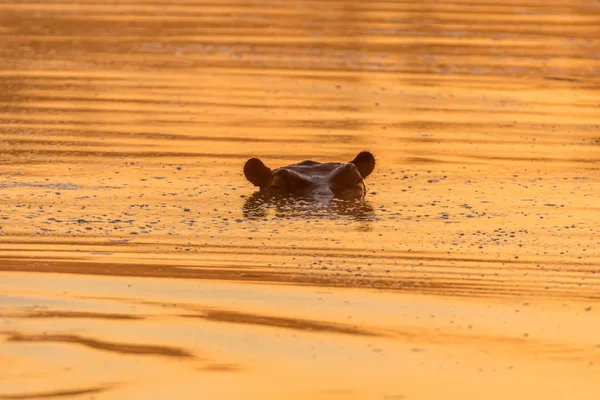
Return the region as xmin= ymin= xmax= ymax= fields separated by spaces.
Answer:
xmin=1 ymin=1 xmax=599 ymax=399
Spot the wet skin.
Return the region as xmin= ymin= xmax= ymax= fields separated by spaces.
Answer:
xmin=243 ymin=151 xmax=376 ymax=202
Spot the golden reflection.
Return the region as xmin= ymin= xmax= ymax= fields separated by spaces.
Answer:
xmin=0 ymin=387 xmax=109 ymax=400
xmin=12 ymin=311 xmax=144 ymax=320
xmin=0 ymin=0 xmax=599 ymax=398
xmin=3 ymin=332 xmax=194 ymax=358
xmin=182 ymin=309 xmax=384 ymax=337
xmin=242 ymin=192 xmax=376 ymax=222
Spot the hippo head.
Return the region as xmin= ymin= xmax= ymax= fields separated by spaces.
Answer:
xmin=243 ymin=151 xmax=375 ymax=201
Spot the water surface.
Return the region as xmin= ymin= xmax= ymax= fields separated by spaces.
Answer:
xmin=1 ymin=0 xmax=599 ymax=399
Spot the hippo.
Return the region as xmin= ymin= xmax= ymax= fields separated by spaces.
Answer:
xmin=243 ymin=151 xmax=375 ymax=201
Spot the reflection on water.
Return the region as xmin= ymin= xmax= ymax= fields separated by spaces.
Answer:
xmin=0 ymin=0 xmax=599 ymax=399
xmin=242 ymin=191 xmax=376 ymax=223
xmin=0 ymin=386 xmax=110 ymax=400
xmin=4 ymin=332 xmax=193 ymax=358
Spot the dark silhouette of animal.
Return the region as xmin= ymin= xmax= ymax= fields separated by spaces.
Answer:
xmin=243 ymin=151 xmax=375 ymax=201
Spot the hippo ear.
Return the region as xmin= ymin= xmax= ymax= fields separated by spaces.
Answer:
xmin=350 ymin=151 xmax=375 ymax=178
xmin=244 ymin=158 xmax=272 ymax=188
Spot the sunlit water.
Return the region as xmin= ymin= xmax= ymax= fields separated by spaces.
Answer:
xmin=1 ymin=1 xmax=599 ymax=399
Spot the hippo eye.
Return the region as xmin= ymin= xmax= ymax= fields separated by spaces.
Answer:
xmin=329 ymin=164 xmax=367 ymax=199
xmin=270 ymin=170 xmax=310 ymax=193
xmin=331 ymin=164 xmax=363 ymax=188
xmin=270 ymin=174 xmax=287 ymax=190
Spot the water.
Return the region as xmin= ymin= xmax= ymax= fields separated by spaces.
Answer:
xmin=0 ymin=0 xmax=599 ymax=399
